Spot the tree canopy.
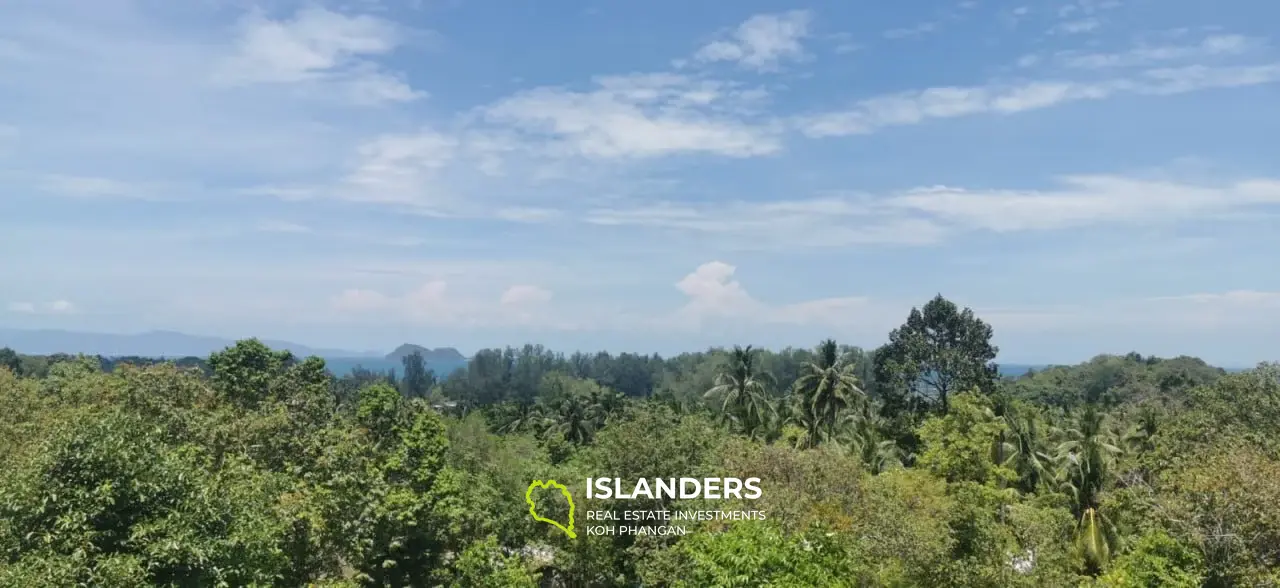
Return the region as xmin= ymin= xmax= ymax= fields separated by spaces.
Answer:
xmin=1 ymin=294 xmax=1276 ymax=586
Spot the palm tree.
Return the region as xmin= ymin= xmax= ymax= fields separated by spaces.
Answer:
xmin=586 ymin=385 xmax=625 ymax=431
xmin=1001 ymin=411 xmax=1055 ymax=494
xmin=547 ymin=392 xmax=596 ymax=445
xmin=1054 ymin=404 xmax=1124 ymax=575
xmin=1121 ymin=403 xmax=1161 ymax=454
xmin=792 ymin=340 xmax=866 ymax=449
xmin=834 ymin=404 xmax=905 ymax=473
xmin=497 ymin=402 xmax=547 ymax=435
xmin=705 ymin=346 xmax=776 ymax=437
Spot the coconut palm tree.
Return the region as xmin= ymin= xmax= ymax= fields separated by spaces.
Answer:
xmin=1122 ymin=403 xmax=1161 ymax=454
xmin=834 ymin=404 xmax=905 ymax=473
xmin=1002 ymin=410 xmax=1055 ymax=494
xmin=792 ymin=340 xmax=866 ymax=449
xmin=497 ymin=402 xmax=547 ymax=435
xmin=705 ymin=345 xmax=776 ymax=437
xmin=1055 ymin=404 xmax=1124 ymax=574
xmin=546 ymin=392 xmax=596 ymax=445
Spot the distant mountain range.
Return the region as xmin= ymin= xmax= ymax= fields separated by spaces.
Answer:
xmin=0 ymin=328 xmax=386 ymax=359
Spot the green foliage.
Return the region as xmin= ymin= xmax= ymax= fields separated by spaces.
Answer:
xmin=1097 ymin=530 xmax=1203 ymax=588
xmin=918 ymin=391 xmax=1016 ymax=486
xmin=449 ymin=536 xmax=539 ymax=587
xmin=207 ymin=338 xmax=298 ymax=408
xmin=1 ymin=310 xmax=1275 ymax=586
xmin=641 ymin=521 xmax=864 ymax=587
xmin=875 ymin=294 xmax=999 ymax=416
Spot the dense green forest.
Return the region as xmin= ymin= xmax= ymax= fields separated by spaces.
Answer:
xmin=1 ymin=295 xmax=1277 ymax=587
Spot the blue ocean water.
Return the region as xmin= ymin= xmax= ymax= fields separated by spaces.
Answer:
xmin=322 ymin=357 xmax=468 ymax=377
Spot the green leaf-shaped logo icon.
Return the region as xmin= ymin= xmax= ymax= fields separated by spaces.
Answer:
xmin=526 ymin=479 xmax=577 ymax=539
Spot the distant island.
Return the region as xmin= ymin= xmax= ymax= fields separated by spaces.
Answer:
xmin=386 ymin=344 xmax=466 ymax=363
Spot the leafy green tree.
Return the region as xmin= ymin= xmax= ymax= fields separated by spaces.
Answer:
xmin=917 ymin=391 xmax=1015 ymax=486
xmin=0 ymin=347 xmax=21 ymax=376
xmin=875 ymin=294 xmax=999 ymax=415
xmin=449 ymin=536 xmax=539 ymax=587
xmin=1097 ymin=530 xmax=1204 ymax=588
xmin=641 ymin=521 xmax=866 ymax=587
xmin=207 ymin=338 xmax=297 ymax=408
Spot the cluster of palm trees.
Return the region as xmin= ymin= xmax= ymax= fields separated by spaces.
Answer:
xmin=993 ymin=396 xmax=1159 ymax=571
xmin=702 ymin=341 xmax=1159 ymax=571
xmin=702 ymin=340 xmax=905 ymax=473
xmin=486 ymin=338 xmax=1160 ymax=572
xmin=493 ymin=375 xmax=625 ymax=445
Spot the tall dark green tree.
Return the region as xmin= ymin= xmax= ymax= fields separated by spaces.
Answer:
xmin=874 ymin=294 xmax=999 ymax=415
xmin=401 ymin=350 xmax=436 ymax=399
xmin=0 ymin=347 xmax=20 ymax=376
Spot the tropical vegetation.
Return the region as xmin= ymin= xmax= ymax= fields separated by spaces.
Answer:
xmin=1 ymin=294 xmax=1277 ymax=586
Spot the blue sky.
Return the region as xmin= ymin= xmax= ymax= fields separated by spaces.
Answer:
xmin=2 ymin=0 xmax=1279 ymax=365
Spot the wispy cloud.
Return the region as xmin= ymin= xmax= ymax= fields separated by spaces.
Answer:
xmin=883 ymin=22 xmax=940 ymax=40
xmin=986 ymin=290 xmax=1280 ymax=334
xmin=37 ymin=175 xmax=174 ymax=200
xmin=7 ymin=300 xmax=77 ymax=315
xmin=256 ymin=220 xmax=312 ymax=234
xmin=581 ymin=174 xmax=1280 ymax=246
xmin=799 ymin=61 xmax=1280 ymax=137
xmin=1057 ymin=34 xmax=1263 ymax=69
xmin=691 ymin=10 xmax=813 ymax=72
xmin=212 ymin=7 xmax=423 ymax=105
xmin=583 ymin=199 xmax=945 ymax=248
xmin=480 ymin=73 xmax=781 ymax=160
xmin=887 ymin=176 xmax=1280 ymax=232
xmin=1051 ymin=18 xmax=1102 ymax=35
xmin=330 ymin=281 xmax=571 ymax=329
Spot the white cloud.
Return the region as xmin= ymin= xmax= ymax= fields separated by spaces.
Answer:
xmin=692 ymin=11 xmax=812 ymax=72
xmin=675 ymin=261 xmax=762 ymax=320
xmin=340 ymin=128 xmax=458 ymax=207
xmin=887 ymin=176 xmax=1280 ymax=232
xmin=213 ymin=7 xmax=422 ymax=105
xmin=482 ymin=73 xmax=781 ymax=160
xmin=6 ymin=302 xmax=36 ymax=314
xmin=332 ymin=288 xmax=392 ymax=312
xmin=799 ymin=62 xmax=1280 ymax=137
xmin=47 ymin=300 xmax=76 ymax=314
xmin=496 ymin=207 xmax=562 ymax=223
xmin=1151 ymin=290 xmax=1280 ymax=306
xmin=584 ymin=198 xmax=946 ymax=248
xmin=1052 ymin=18 xmax=1102 ymax=35
xmin=586 ymin=173 xmax=1280 ymax=245
xmin=329 ymin=281 xmax=572 ymax=328
xmin=671 ymin=262 xmax=877 ymax=329
xmin=1058 ymin=34 xmax=1263 ymax=69
xmin=986 ymin=290 xmax=1280 ymax=333
xmin=884 ymin=22 xmax=941 ymax=40
xmin=501 ymin=285 xmax=553 ymax=306
xmin=38 ymin=175 xmax=168 ymax=200
xmin=7 ymin=300 xmax=76 ymax=315
xmin=256 ymin=220 xmax=312 ymax=233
